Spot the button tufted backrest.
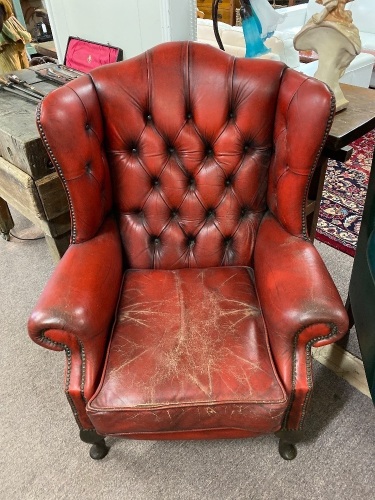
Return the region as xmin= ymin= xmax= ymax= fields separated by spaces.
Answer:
xmin=37 ymin=41 xmax=334 ymax=270
xmin=91 ymin=42 xmax=286 ymax=269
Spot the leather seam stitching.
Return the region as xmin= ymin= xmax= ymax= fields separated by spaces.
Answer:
xmin=36 ymin=101 xmax=77 ymax=242
xmin=282 ymin=323 xmax=338 ymax=430
xmin=301 ymin=84 xmax=336 ymax=239
xmin=38 ymin=331 xmax=85 ymax=429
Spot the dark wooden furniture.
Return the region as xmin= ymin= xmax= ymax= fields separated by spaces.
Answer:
xmin=306 ymin=84 xmax=375 ymax=240
xmin=34 ymin=41 xmax=57 ymax=59
xmin=197 ymin=0 xmax=239 ymax=26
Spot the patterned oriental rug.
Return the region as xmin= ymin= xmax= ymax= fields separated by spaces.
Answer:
xmin=316 ymin=129 xmax=375 ymax=257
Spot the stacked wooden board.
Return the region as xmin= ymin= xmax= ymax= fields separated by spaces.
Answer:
xmin=0 ymin=65 xmax=70 ymax=261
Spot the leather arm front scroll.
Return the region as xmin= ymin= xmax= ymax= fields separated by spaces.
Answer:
xmin=28 ymin=216 xmax=123 ymax=428
xmin=254 ymin=212 xmax=349 ymax=429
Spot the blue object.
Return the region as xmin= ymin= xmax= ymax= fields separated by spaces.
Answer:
xmin=242 ymin=11 xmax=270 ymax=58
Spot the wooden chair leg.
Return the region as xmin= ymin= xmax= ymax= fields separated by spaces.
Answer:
xmin=80 ymin=429 xmax=110 ymax=460
xmin=275 ymin=430 xmax=303 ymax=460
xmin=0 ymin=198 xmax=14 ymax=241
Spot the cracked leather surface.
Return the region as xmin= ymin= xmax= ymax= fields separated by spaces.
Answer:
xmin=88 ymin=267 xmax=287 ymax=435
xmin=30 ymin=41 xmax=349 ymax=437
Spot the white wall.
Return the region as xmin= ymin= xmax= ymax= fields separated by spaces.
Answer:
xmin=44 ymin=0 xmax=197 ymax=62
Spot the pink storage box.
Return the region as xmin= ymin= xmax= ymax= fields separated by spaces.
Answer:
xmin=64 ymin=36 xmax=123 ymax=73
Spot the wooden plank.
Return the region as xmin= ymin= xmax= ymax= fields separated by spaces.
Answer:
xmin=35 ymin=172 xmax=69 ymax=220
xmin=34 ymin=41 xmax=57 ymax=59
xmin=0 ymin=89 xmax=51 ymax=179
xmin=312 ymin=344 xmax=371 ymax=398
xmin=305 ymin=200 xmax=315 ymax=216
xmin=0 ymin=156 xmax=44 ymax=219
xmin=327 ymin=84 xmax=375 ymax=150
xmin=0 ymin=157 xmax=71 ymax=237
xmin=45 ymin=232 xmax=71 ymax=262
xmin=45 ymin=212 xmax=71 ymax=237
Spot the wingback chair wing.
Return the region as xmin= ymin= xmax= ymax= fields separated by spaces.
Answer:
xmin=28 ymin=41 xmax=349 ymax=461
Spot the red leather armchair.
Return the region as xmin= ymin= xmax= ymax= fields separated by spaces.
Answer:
xmin=28 ymin=41 xmax=349 ymax=460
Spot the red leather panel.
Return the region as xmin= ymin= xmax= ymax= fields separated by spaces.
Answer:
xmin=36 ymin=76 xmax=113 ymax=244
xmin=88 ymin=43 xmax=287 ymax=269
xmin=268 ymin=70 xmax=335 ymax=237
xmin=28 ymin=217 xmax=123 ymax=428
xmin=88 ymin=267 xmax=287 ymax=436
xmin=254 ymin=213 xmax=349 ymax=429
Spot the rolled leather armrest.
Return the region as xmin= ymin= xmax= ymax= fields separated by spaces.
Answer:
xmin=254 ymin=213 xmax=349 ymax=372
xmin=28 ymin=216 xmax=123 ymax=401
xmin=253 ymin=212 xmax=349 ymax=430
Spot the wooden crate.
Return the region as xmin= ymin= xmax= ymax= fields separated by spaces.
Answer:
xmin=0 ymin=70 xmax=56 ymax=179
xmin=0 ymin=155 xmax=71 ymax=260
xmin=0 ymin=68 xmax=71 ymax=261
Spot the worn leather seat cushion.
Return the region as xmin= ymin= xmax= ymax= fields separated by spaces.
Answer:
xmin=88 ymin=267 xmax=287 ymax=437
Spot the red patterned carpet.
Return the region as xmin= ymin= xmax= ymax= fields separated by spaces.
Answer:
xmin=316 ymin=129 xmax=375 ymax=256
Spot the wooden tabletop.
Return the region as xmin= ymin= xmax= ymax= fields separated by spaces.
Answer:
xmin=327 ymin=84 xmax=375 ymax=151
xmin=34 ymin=41 xmax=57 ymax=59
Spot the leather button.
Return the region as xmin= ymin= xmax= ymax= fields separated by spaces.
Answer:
xmin=171 ymin=210 xmax=179 ymax=218
xmin=151 ymin=236 xmax=160 ymax=244
xmin=152 ymin=178 xmax=160 ymax=186
xmin=169 ymin=147 xmax=174 ymax=153
xmin=206 ymin=209 xmax=215 ymax=218
xmin=206 ymin=148 xmax=213 ymax=156
xmin=85 ymin=123 xmax=90 ymax=130
xmin=186 ymin=113 xmax=192 ymax=119
xmin=187 ymin=237 xmax=195 ymax=246
xmin=188 ymin=176 xmax=195 ymax=187
xmin=147 ymin=114 xmax=152 ymax=121
xmin=132 ymin=148 xmax=137 ymax=154
xmin=85 ymin=162 xmax=92 ymax=173
xmin=225 ymin=177 xmax=232 ymax=187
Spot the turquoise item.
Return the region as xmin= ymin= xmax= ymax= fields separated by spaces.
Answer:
xmin=242 ymin=11 xmax=270 ymax=58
